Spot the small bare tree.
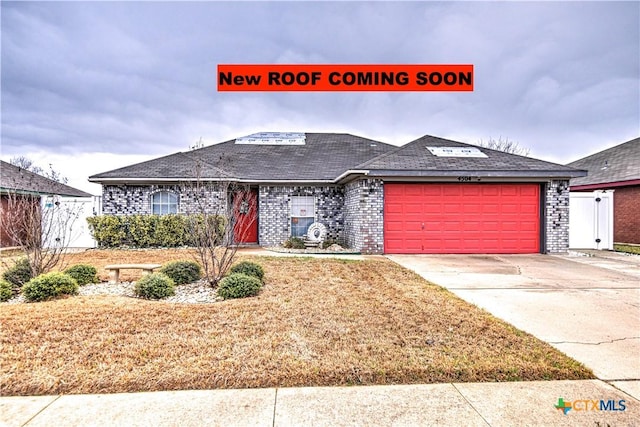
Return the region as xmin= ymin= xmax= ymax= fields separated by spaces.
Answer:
xmin=184 ymin=159 xmax=257 ymax=287
xmin=476 ymin=137 xmax=530 ymax=156
xmin=1 ymin=163 xmax=83 ymax=276
xmin=9 ymin=156 xmax=69 ymax=183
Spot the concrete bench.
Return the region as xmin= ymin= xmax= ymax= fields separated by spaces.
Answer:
xmin=105 ymin=264 xmax=162 ymax=284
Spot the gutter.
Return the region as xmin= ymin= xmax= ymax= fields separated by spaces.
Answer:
xmin=332 ymin=169 xmax=370 ymax=184
xmin=89 ymin=177 xmax=338 ymax=185
xmin=365 ymin=169 xmax=587 ymax=178
xmin=89 ymin=169 xmax=587 ymax=186
xmin=570 ymin=178 xmax=640 ymax=191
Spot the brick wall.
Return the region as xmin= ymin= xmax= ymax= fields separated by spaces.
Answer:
xmin=344 ymin=179 xmax=384 ymax=254
xmin=614 ymin=185 xmax=640 ymax=244
xmin=101 ymin=178 xmax=573 ymax=254
xmin=544 ymin=180 xmax=570 ymax=253
xmin=258 ymin=185 xmax=345 ymax=246
xmin=101 ymin=184 xmax=226 ymax=215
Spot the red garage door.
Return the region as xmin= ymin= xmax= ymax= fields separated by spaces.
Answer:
xmin=384 ymin=183 xmax=540 ymax=254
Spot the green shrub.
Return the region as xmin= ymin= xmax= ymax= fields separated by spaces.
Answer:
xmin=2 ymin=258 xmax=33 ymax=288
xmin=127 ymin=214 xmax=158 ymax=247
xmin=159 ymin=260 xmax=201 ymax=285
xmin=64 ymin=264 xmax=98 ymax=286
xmin=87 ymin=214 xmax=224 ymax=248
xmin=229 ymin=261 xmax=264 ymax=282
xmin=283 ymin=237 xmax=306 ymax=249
xmin=0 ymin=280 xmax=13 ymax=302
xmin=218 ymin=273 xmax=262 ymax=299
xmin=87 ymin=215 xmax=127 ymax=248
xmin=156 ymin=215 xmax=189 ymax=247
xmin=22 ymin=272 xmax=78 ymax=302
xmin=134 ymin=273 xmax=175 ymax=300
xmin=321 ymin=239 xmax=340 ymax=249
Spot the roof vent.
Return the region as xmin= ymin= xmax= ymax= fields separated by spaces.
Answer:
xmin=235 ymin=132 xmax=306 ymax=145
xmin=426 ymin=146 xmax=488 ymax=158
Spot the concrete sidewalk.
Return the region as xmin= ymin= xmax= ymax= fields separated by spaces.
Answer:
xmin=2 ymin=380 xmax=638 ymax=426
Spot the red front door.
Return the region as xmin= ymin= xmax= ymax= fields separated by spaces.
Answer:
xmin=233 ymin=189 xmax=258 ymax=244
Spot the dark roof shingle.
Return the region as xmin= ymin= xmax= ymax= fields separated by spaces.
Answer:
xmin=567 ymin=137 xmax=640 ymax=186
xmin=89 ymin=132 xmax=586 ymax=182
xmin=359 ymin=135 xmax=585 ymax=178
xmin=90 ymin=133 xmax=396 ymax=182
xmin=1 ymin=161 xmax=92 ymax=197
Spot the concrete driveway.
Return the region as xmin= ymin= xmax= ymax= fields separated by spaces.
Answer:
xmin=387 ymin=251 xmax=640 ymax=387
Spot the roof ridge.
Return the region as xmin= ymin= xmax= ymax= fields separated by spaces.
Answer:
xmin=355 ymin=134 xmax=478 ymax=169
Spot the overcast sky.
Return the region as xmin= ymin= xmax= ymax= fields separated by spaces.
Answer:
xmin=1 ymin=1 xmax=638 ymax=194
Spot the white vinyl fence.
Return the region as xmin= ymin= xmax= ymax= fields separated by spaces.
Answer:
xmin=41 ymin=195 xmax=101 ymax=248
xmin=569 ymin=191 xmax=614 ymax=250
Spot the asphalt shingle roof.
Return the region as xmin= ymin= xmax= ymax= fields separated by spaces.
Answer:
xmin=567 ymin=137 xmax=640 ymax=187
xmin=359 ymin=135 xmax=584 ymax=178
xmin=89 ymin=133 xmax=585 ymax=183
xmin=90 ymin=133 xmax=396 ymax=182
xmin=1 ymin=160 xmax=92 ymax=197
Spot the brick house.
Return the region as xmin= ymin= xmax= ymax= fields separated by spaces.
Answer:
xmin=89 ymin=132 xmax=585 ymax=254
xmin=568 ymin=137 xmax=640 ymax=245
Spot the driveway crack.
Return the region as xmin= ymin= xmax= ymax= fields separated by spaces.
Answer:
xmin=550 ymin=336 xmax=640 ymax=345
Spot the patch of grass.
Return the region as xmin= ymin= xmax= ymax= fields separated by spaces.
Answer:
xmin=614 ymin=244 xmax=640 ymax=255
xmin=0 ymin=251 xmax=594 ymax=396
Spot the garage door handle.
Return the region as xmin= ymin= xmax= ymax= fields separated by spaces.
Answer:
xmin=421 ymin=223 xmax=425 ymax=230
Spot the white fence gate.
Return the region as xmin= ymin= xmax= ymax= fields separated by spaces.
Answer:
xmin=41 ymin=195 xmax=101 ymax=248
xmin=569 ymin=191 xmax=614 ymax=250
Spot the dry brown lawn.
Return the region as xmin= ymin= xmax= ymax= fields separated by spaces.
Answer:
xmin=0 ymin=249 xmax=593 ymax=396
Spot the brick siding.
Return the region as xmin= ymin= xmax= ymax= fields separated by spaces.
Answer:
xmin=344 ymin=179 xmax=384 ymax=254
xmin=101 ymin=178 xmax=572 ymax=254
xmin=101 ymin=184 xmax=226 ymax=215
xmin=613 ymin=185 xmax=640 ymax=244
xmin=544 ymin=180 xmax=570 ymax=253
xmin=258 ymin=185 xmax=345 ymax=247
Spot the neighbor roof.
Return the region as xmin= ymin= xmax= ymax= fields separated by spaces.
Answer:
xmin=358 ymin=135 xmax=585 ymax=178
xmin=89 ymin=132 xmax=586 ymax=183
xmin=567 ymin=137 xmax=640 ymax=187
xmin=90 ymin=133 xmax=396 ymax=183
xmin=1 ymin=160 xmax=92 ymax=197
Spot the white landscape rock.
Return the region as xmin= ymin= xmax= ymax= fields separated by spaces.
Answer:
xmin=4 ymin=279 xmax=222 ymax=304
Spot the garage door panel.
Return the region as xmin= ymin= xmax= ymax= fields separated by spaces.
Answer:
xmin=384 ymin=183 xmax=540 ymax=254
xmin=443 ymin=203 xmax=462 ymax=213
xmin=443 ymin=186 xmax=462 ymax=196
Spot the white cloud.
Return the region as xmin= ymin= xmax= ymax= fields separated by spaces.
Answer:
xmin=1 ymin=1 xmax=638 ymax=172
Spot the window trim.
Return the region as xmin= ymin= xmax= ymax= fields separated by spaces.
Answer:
xmin=150 ymin=190 xmax=179 ymax=215
xmin=290 ymin=195 xmax=315 ymax=237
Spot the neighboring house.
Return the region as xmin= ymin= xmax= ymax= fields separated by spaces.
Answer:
xmin=0 ymin=160 xmax=93 ymax=247
xmin=89 ymin=132 xmax=585 ymax=254
xmin=567 ymin=137 xmax=640 ymax=245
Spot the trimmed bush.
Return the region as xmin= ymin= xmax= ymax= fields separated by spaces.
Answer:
xmin=159 ymin=260 xmax=201 ymax=285
xmin=86 ymin=215 xmax=127 ymax=248
xmin=0 ymin=280 xmax=13 ymax=302
xmin=134 ymin=273 xmax=175 ymax=300
xmin=218 ymin=273 xmax=262 ymax=299
xmin=64 ymin=264 xmax=98 ymax=286
xmin=87 ymin=214 xmax=226 ymax=248
xmin=22 ymin=272 xmax=78 ymax=302
xmin=229 ymin=261 xmax=264 ymax=282
xmin=283 ymin=237 xmax=306 ymax=249
xmin=2 ymin=258 xmax=33 ymax=288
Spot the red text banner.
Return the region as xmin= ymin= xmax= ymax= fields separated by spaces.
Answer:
xmin=218 ymin=64 xmax=474 ymax=92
